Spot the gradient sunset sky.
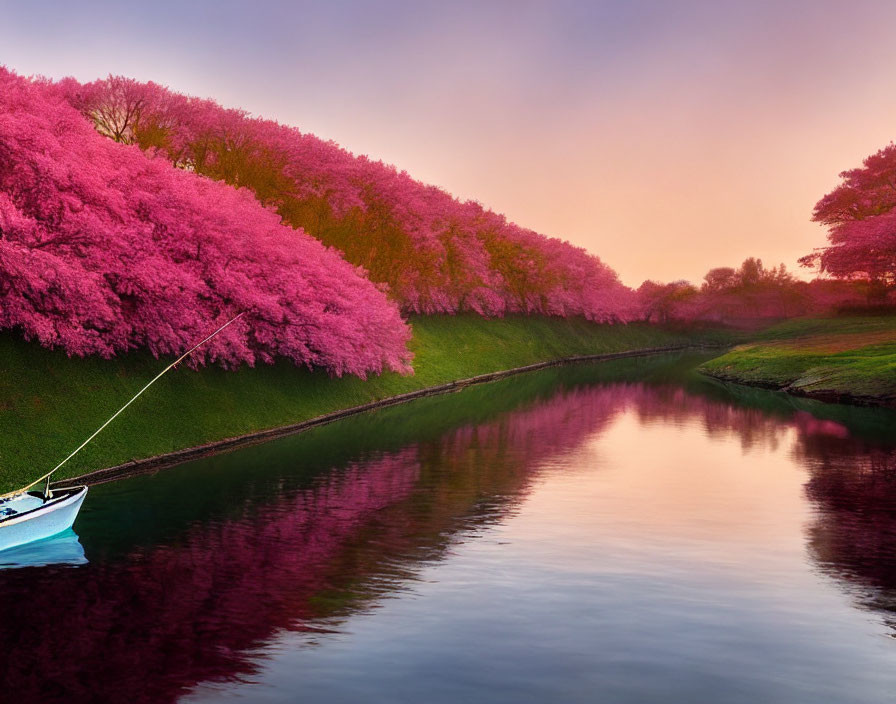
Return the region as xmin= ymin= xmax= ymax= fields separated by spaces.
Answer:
xmin=4 ymin=0 xmax=896 ymax=286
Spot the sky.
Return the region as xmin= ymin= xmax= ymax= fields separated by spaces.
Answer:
xmin=3 ymin=0 xmax=896 ymax=287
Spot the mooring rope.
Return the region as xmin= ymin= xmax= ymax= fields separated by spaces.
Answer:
xmin=0 ymin=313 xmax=245 ymax=501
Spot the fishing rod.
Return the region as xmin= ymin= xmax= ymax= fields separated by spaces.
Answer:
xmin=0 ymin=312 xmax=246 ymax=501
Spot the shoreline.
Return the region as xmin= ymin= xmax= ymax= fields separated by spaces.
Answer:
xmin=698 ymin=369 xmax=896 ymax=409
xmin=54 ymin=344 xmax=716 ymax=489
xmin=697 ymin=315 xmax=896 ymax=410
xmin=1 ymin=314 xmax=737 ymax=494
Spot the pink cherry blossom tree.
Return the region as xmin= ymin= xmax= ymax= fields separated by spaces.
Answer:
xmin=0 ymin=68 xmax=411 ymax=376
xmin=803 ymin=144 xmax=896 ymax=298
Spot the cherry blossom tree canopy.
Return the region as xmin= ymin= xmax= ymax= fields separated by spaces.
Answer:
xmin=64 ymin=76 xmax=637 ymax=321
xmin=0 ymin=68 xmax=412 ymax=377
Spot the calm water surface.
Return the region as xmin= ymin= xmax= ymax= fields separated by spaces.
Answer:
xmin=2 ymin=353 xmax=896 ymax=703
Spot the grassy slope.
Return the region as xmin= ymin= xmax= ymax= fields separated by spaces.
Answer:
xmin=0 ymin=315 xmax=732 ymax=492
xmin=699 ymin=315 xmax=896 ymax=405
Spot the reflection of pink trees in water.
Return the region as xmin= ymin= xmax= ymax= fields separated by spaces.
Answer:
xmin=799 ymin=437 xmax=896 ymax=629
xmin=0 ymin=385 xmax=631 ymax=704
xmin=0 ymin=452 xmax=423 ymax=703
xmin=541 ymin=383 xmax=854 ymax=456
xmin=444 ymin=384 xmax=624 ymax=465
xmin=0 ymin=380 xmax=892 ymax=701
xmin=615 ymin=387 xmax=896 ymax=631
xmin=506 ymin=384 xmax=896 ymax=634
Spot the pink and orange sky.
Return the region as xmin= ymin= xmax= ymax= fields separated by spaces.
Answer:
xmin=4 ymin=0 xmax=896 ymax=287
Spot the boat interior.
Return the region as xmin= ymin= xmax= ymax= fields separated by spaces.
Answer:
xmin=0 ymin=486 xmax=85 ymax=522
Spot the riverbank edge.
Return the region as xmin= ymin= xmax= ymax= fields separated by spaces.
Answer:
xmin=697 ymin=368 xmax=896 ymax=409
xmin=696 ymin=315 xmax=896 ymax=410
xmin=54 ymin=344 xmax=719 ymax=489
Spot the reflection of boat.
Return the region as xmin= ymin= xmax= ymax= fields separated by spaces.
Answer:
xmin=0 ymin=487 xmax=88 ymax=553
xmin=0 ymin=314 xmax=244 ymax=553
xmin=0 ymin=528 xmax=87 ymax=568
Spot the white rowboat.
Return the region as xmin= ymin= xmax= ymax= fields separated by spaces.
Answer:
xmin=0 ymin=486 xmax=88 ymax=552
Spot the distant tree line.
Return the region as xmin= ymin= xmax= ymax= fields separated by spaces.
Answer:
xmin=637 ymin=143 xmax=896 ymax=323
xmin=636 ymin=258 xmax=869 ymax=323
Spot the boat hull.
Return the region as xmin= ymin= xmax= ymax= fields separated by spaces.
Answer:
xmin=0 ymin=486 xmax=88 ymax=553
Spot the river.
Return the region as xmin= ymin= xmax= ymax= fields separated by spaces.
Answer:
xmin=2 ymin=352 xmax=895 ymax=703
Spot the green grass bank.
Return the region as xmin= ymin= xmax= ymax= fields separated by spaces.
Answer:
xmin=699 ymin=315 xmax=896 ymax=407
xmin=0 ymin=315 xmax=734 ymax=493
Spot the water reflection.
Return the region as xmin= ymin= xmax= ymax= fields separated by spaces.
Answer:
xmin=0 ymin=353 xmax=894 ymax=702
xmin=802 ymin=441 xmax=896 ymax=631
xmin=0 ymin=366 xmax=629 ymax=703
xmin=0 ymin=529 xmax=87 ymax=569
xmin=604 ymin=378 xmax=896 ymax=635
